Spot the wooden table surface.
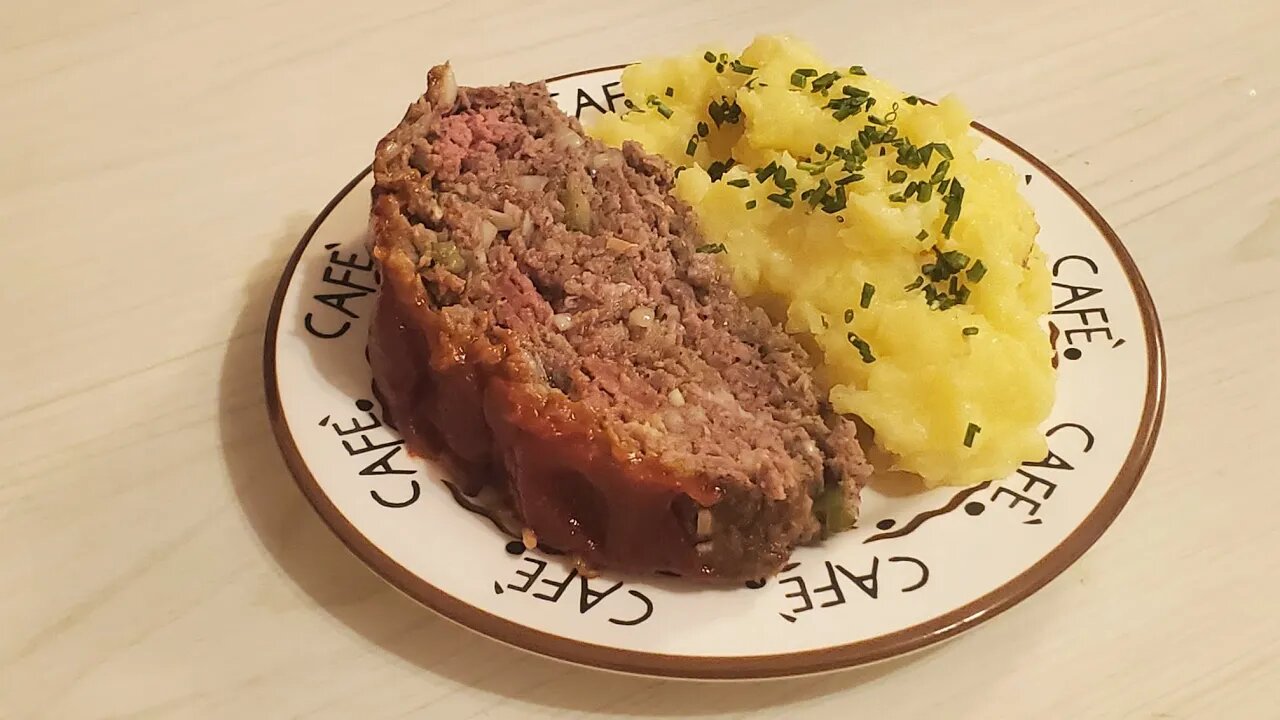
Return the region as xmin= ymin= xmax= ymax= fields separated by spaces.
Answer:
xmin=3 ymin=1 xmax=1278 ymax=717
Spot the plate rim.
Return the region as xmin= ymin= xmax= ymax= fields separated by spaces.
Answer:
xmin=262 ymin=65 xmax=1167 ymax=680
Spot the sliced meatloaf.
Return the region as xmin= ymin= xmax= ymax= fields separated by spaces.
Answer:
xmin=367 ymin=64 xmax=871 ymax=581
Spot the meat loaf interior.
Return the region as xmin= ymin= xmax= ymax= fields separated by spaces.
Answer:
xmin=367 ymin=64 xmax=872 ymax=581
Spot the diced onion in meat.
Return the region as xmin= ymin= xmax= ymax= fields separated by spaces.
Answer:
xmin=554 ymin=128 xmax=584 ymax=150
xmin=485 ymin=203 xmax=521 ymax=231
xmin=696 ymin=508 xmax=712 ymax=538
xmin=515 ymin=175 xmax=549 ymax=192
xmin=628 ymin=307 xmax=654 ymax=329
xmin=477 ymin=219 xmax=498 ymax=249
xmin=551 ymin=313 xmax=573 ymax=331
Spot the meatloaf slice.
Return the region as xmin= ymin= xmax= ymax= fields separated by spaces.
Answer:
xmin=367 ymin=64 xmax=871 ymax=581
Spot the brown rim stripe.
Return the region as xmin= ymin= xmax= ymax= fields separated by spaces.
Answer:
xmin=262 ymin=66 xmax=1167 ymax=680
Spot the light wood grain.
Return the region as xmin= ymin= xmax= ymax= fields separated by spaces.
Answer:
xmin=2 ymin=1 xmax=1277 ymax=717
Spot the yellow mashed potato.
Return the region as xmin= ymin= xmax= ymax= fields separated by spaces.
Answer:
xmin=591 ymin=35 xmax=1053 ymax=487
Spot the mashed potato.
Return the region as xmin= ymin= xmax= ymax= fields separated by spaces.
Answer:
xmin=591 ymin=35 xmax=1053 ymax=487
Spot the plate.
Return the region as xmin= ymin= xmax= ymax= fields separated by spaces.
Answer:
xmin=263 ymin=66 xmax=1165 ymax=679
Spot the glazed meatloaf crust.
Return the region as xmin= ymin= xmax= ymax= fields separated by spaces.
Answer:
xmin=367 ymin=64 xmax=871 ymax=581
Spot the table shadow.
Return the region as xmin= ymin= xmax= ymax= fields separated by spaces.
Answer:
xmin=217 ymin=216 xmax=935 ymax=715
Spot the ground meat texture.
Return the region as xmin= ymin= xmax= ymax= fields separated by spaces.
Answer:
xmin=367 ymin=63 xmax=872 ymax=581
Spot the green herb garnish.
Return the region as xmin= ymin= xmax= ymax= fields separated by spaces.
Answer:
xmin=766 ymin=192 xmax=794 ymax=208
xmin=755 ymin=161 xmax=778 ymax=182
xmin=811 ymin=71 xmax=842 ymax=94
xmin=860 ymin=283 xmax=875 ymax=308
xmin=967 ymin=260 xmax=987 ymax=282
xmin=942 ymin=178 xmax=965 ymax=237
xmin=706 ymin=157 xmax=736 ymax=181
xmin=696 ymin=243 xmax=727 ymax=254
xmin=964 ymin=422 xmax=981 ymax=447
xmin=846 ymin=332 xmax=876 ymax=363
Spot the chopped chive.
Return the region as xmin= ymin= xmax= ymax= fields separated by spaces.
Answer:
xmin=755 ymin=161 xmax=778 ymax=182
xmin=704 ymin=51 xmax=717 ymax=63
xmin=834 ymin=173 xmax=863 ymax=185
xmin=697 ymin=121 xmax=709 ymax=137
xmin=727 ymin=178 xmax=750 ymax=188
xmin=844 ymin=308 xmax=855 ymax=323
xmin=963 ymin=326 xmax=979 ymax=336
xmin=955 ymin=286 xmax=971 ymax=304
xmin=656 ymin=103 xmax=673 ymax=119
xmin=766 ymin=192 xmax=794 ymax=208
xmin=822 ymin=185 xmax=847 ymax=214
xmin=964 ymin=422 xmax=981 ymax=447
xmin=940 ymin=250 xmax=971 ymax=273
xmin=934 ymin=143 xmax=954 ymax=161
xmin=814 ymin=142 xmax=828 ymax=154
xmin=730 ymin=60 xmax=756 ymax=74
xmin=860 ymin=283 xmax=875 ymax=308
xmin=888 ymin=192 xmax=906 ymax=203
xmin=685 ymin=137 xmax=698 ymax=156
xmin=904 ymin=95 xmax=920 ymax=105
xmin=888 ymin=170 xmax=908 ymax=183
xmin=916 ymin=183 xmax=934 ymax=202
xmin=916 ymin=229 xmax=929 ymax=240
xmin=942 ymin=178 xmax=965 ymax=237
xmin=967 ymin=260 xmax=987 ymax=282
xmin=696 ymin=243 xmax=727 ymax=254
xmin=931 ymin=160 xmax=951 ymax=184
xmin=745 ymin=199 xmax=757 ymax=209
xmin=905 ymin=276 xmax=925 ymax=291
xmin=706 ymin=157 xmax=736 ymax=181
xmin=1025 ymin=174 xmax=1033 ymax=185
xmin=846 ymin=332 xmax=876 ymax=363
xmin=665 ymin=86 xmax=675 ymax=97
xmin=848 ymin=65 xmax=867 ymax=76
xmin=805 ymin=178 xmax=833 ymax=209
xmin=811 ymin=71 xmax=842 ymax=93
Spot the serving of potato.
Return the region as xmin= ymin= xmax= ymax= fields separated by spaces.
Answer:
xmin=591 ymin=35 xmax=1054 ymax=487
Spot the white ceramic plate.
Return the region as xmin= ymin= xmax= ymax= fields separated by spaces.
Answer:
xmin=264 ymin=66 xmax=1165 ymax=679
